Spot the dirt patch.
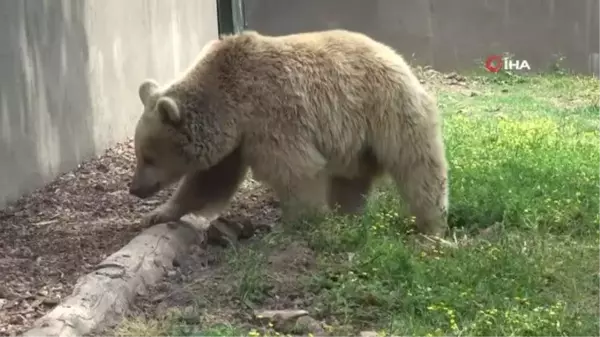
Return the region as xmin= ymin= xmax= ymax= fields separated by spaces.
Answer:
xmin=0 ymin=140 xmax=180 ymax=336
xmin=413 ymin=65 xmax=478 ymax=95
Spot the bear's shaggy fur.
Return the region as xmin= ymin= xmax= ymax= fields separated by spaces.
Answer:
xmin=129 ymin=29 xmax=449 ymax=236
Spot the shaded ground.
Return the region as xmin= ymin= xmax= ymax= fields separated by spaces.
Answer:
xmin=0 ymin=141 xmax=175 ymax=336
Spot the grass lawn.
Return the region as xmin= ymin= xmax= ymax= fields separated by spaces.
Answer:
xmin=115 ymin=71 xmax=599 ymax=337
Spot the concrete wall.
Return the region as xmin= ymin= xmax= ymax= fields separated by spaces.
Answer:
xmin=244 ymin=0 xmax=599 ymax=75
xmin=0 ymin=0 xmax=218 ymax=208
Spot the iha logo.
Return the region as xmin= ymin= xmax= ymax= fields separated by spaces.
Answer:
xmin=485 ymin=55 xmax=531 ymax=73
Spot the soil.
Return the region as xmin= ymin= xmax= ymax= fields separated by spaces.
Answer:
xmin=415 ymin=66 xmax=475 ymax=95
xmin=0 ymin=140 xmax=177 ymax=336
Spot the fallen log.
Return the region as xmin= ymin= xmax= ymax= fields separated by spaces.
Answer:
xmin=21 ymin=214 xmax=216 ymax=337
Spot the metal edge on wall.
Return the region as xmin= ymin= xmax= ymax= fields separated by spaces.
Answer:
xmin=217 ymin=0 xmax=246 ymax=35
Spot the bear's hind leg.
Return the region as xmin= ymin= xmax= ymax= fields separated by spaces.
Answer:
xmin=272 ymin=172 xmax=330 ymax=225
xmin=141 ymin=146 xmax=248 ymax=227
xmin=328 ymin=151 xmax=381 ymax=215
xmin=382 ymin=132 xmax=449 ymax=237
xmin=328 ymin=174 xmax=375 ymax=215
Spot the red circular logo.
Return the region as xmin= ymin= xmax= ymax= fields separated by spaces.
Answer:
xmin=485 ymin=55 xmax=503 ymax=73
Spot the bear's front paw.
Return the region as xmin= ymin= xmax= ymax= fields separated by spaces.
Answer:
xmin=140 ymin=205 xmax=180 ymax=228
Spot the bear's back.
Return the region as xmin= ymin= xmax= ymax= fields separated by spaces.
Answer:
xmin=209 ymin=30 xmax=417 ymax=122
xmin=247 ymin=29 xmax=410 ymax=81
xmin=173 ymin=30 xmax=430 ymax=164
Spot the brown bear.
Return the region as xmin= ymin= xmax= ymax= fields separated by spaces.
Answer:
xmin=128 ymin=29 xmax=449 ymax=237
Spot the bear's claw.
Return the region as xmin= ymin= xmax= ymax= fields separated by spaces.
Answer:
xmin=140 ymin=205 xmax=180 ymax=228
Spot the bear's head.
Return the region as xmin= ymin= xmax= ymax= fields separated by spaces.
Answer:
xmin=128 ymin=79 xmax=192 ymax=199
xmin=129 ymin=38 xmax=243 ymax=199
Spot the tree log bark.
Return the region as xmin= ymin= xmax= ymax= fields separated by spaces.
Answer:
xmin=22 ymin=214 xmax=214 ymax=337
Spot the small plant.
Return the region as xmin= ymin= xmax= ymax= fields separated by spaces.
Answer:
xmin=548 ymin=54 xmax=568 ymax=75
xmin=229 ymin=245 xmax=271 ymax=305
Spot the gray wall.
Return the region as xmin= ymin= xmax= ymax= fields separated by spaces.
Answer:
xmin=244 ymin=0 xmax=599 ymax=75
xmin=0 ymin=0 xmax=218 ymax=208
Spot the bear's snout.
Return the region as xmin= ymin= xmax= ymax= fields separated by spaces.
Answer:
xmin=128 ymin=181 xmax=160 ymax=199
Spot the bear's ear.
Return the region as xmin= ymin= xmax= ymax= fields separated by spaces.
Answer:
xmin=139 ymin=79 xmax=159 ymax=105
xmin=156 ymin=96 xmax=181 ymax=126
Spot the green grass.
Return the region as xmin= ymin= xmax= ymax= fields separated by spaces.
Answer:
xmin=301 ymin=72 xmax=599 ymax=336
xmin=116 ymin=72 xmax=599 ymax=337
xmin=440 ymin=76 xmax=599 ymax=235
